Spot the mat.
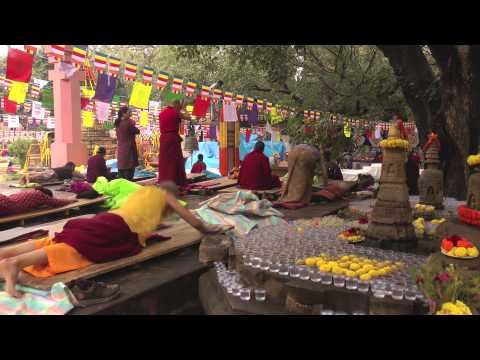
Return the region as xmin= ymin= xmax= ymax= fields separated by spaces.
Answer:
xmin=17 ymin=221 xmax=204 ymax=290
xmin=0 ymin=196 xmax=108 ymax=225
xmin=187 ymin=177 xmax=238 ymax=193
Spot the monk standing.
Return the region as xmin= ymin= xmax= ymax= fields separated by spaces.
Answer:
xmin=115 ymin=107 xmax=140 ymax=181
xmin=158 ymin=100 xmax=191 ymax=186
xmin=238 ymin=141 xmax=281 ymax=190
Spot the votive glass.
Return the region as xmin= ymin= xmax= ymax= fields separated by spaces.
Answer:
xmin=240 ymin=288 xmax=251 ymax=301
xmin=357 ymin=280 xmax=370 ymax=293
xmin=346 ymin=278 xmax=358 ymax=290
xmin=321 ymin=273 xmax=333 ymax=285
xmin=254 ymin=288 xmax=266 ymax=301
xmin=391 ymin=284 xmax=405 ymax=301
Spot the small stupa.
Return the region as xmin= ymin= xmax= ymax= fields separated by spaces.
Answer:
xmin=458 ymin=154 xmax=480 ymax=226
xmin=418 ymin=133 xmax=444 ymax=209
xmin=367 ymin=121 xmax=415 ymax=241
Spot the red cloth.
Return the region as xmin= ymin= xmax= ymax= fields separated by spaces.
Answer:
xmin=6 ymin=48 xmax=33 ymax=83
xmin=87 ymin=154 xmax=110 ymax=183
xmin=245 ymin=129 xmax=252 ymax=143
xmin=53 ymin=212 xmax=142 ymax=263
xmin=192 ymin=96 xmax=210 ymax=118
xmin=272 ymin=200 xmax=308 ymax=210
xmin=81 ymin=97 xmax=90 ymax=110
xmin=238 ymin=150 xmax=281 ymax=190
xmin=191 ymin=161 xmax=207 ymax=174
xmin=0 ymin=190 xmax=74 ymax=217
xmin=3 ymin=96 xmax=17 ymax=114
xmin=158 ymin=106 xmax=187 ymax=186
xmin=116 ymin=118 xmax=139 ymax=170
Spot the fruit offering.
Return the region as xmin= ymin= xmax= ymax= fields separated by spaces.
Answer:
xmin=338 ymin=228 xmax=365 ymax=243
xmin=441 ymin=235 xmax=479 ymax=259
xmin=299 ymin=254 xmax=404 ymax=281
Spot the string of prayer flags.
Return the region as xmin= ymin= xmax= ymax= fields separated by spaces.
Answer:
xmin=24 ymin=45 xmax=39 ymax=55
xmin=156 ymin=72 xmax=169 ymax=90
xmin=266 ymin=102 xmax=273 ymax=113
xmin=82 ymin=110 xmax=95 ymax=128
xmin=23 ymin=101 xmax=31 ymax=113
xmin=48 ymin=45 xmax=65 ymax=61
xmin=213 ymin=89 xmax=223 ymax=103
xmin=108 ymin=56 xmax=121 ymax=77
xmin=185 ymin=81 xmax=197 ymax=97
xmin=223 ymin=91 xmax=233 ymax=104
xmin=8 ymin=81 xmax=29 ymax=104
xmin=139 ymin=111 xmax=149 ymax=127
xmin=235 ymin=94 xmax=244 ymax=106
xmin=6 ymin=48 xmax=34 ymax=83
xmin=304 ymin=110 xmax=309 ymax=121
xmin=72 ymin=46 xmax=88 ymax=68
xmin=315 ymin=111 xmax=321 ymax=120
xmin=171 ymin=77 xmax=184 ymax=94
xmin=200 ymin=85 xmax=210 ymax=100
xmin=143 ymin=66 xmax=154 ymax=84
xmin=124 ymin=62 xmax=137 ymax=81
xmin=94 ymin=52 xmax=108 ymax=73
xmin=246 ymin=97 xmax=254 ymax=110
xmin=129 ymin=81 xmax=152 ymax=110
xmin=344 ymin=123 xmax=352 ymax=138
xmin=256 ymin=99 xmax=264 ymax=112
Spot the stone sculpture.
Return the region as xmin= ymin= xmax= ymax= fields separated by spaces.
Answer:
xmin=418 ymin=133 xmax=444 ymax=209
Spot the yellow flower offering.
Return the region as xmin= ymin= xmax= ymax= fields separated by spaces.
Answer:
xmin=305 ymin=257 xmax=318 ymax=266
xmin=360 ymin=274 xmax=372 ymax=281
xmin=467 ymin=154 xmax=480 ymax=167
xmin=436 ymin=301 xmax=472 ymax=315
xmin=349 ymin=263 xmax=361 ymax=271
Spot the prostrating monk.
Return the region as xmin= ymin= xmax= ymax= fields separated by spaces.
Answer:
xmin=191 ymin=154 xmax=207 ymax=174
xmin=238 ymin=141 xmax=281 ymax=190
xmin=0 ymin=187 xmax=75 ymax=218
xmin=115 ymin=107 xmax=140 ymax=181
xmin=158 ymin=100 xmax=191 ymax=186
xmin=21 ymin=162 xmax=84 ymax=185
xmin=0 ymin=182 xmax=228 ymax=298
xmin=86 ymin=147 xmax=116 ymax=183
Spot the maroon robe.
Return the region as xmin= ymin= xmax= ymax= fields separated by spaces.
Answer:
xmin=191 ymin=161 xmax=207 ymax=174
xmin=116 ymin=118 xmax=140 ymax=171
xmin=158 ymin=106 xmax=187 ymax=186
xmin=238 ymin=150 xmax=281 ymax=190
xmin=86 ymin=154 xmax=109 ymax=183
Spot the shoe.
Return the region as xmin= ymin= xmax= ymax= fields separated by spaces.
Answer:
xmin=68 ymin=279 xmax=120 ymax=308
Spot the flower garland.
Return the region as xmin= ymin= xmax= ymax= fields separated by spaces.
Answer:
xmin=467 ymin=154 xmax=480 ymax=167
xmin=379 ymin=138 xmax=410 ymax=150
xmin=436 ymin=301 xmax=472 ymax=315
xmin=458 ymin=205 xmax=480 ymax=226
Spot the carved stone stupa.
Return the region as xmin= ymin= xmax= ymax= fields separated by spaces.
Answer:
xmin=367 ymin=122 xmax=415 ymax=241
xmin=467 ymin=167 xmax=480 ymax=211
xmin=418 ymin=133 xmax=444 ymax=209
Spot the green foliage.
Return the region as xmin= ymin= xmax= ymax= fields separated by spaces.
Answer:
xmin=8 ymin=138 xmax=32 ymax=167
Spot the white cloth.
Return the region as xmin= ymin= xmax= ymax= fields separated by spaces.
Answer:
xmin=222 ymin=103 xmax=238 ymax=122
xmin=95 ymin=100 xmax=110 ymax=123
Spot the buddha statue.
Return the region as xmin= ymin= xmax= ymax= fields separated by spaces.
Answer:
xmin=418 ymin=133 xmax=444 ymax=209
xmin=367 ymin=121 xmax=415 ymax=241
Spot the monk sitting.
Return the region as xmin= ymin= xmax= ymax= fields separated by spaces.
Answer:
xmin=0 ymin=182 xmax=227 ymax=298
xmin=86 ymin=147 xmax=116 ymax=183
xmin=191 ymin=154 xmax=207 ymax=174
xmin=238 ymin=141 xmax=281 ymax=190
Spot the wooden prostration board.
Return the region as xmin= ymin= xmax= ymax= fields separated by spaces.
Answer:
xmin=18 ymin=221 xmax=204 ymax=290
xmin=0 ymin=196 xmax=109 ymax=225
xmin=188 ymin=177 xmax=238 ymax=193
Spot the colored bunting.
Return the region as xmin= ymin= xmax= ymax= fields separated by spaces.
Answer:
xmin=256 ymin=99 xmax=264 ymax=112
xmin=236 ymin=94 xmax=244 ymax=106
xmin=171 ymin=77 xmax=184 ymax=94
xmin=246 ymin=97 xmax=254 ymax=110
xmin=266 ymin=102 xmax=273 ymax=113
xmin=139 ymin=111 xmax=149 ymax=127
xmin=124 ymin=62 xmax=137 ymax=81
xmin=223 ymin=91 xmax=233 ymax=104
xmin=48 ymin=45 xmax=65 ymax=61
xmin=201 ymin=85 xmax=210 ymax=100
xmin=24 ymin=45 xmax=38 ymax=55
xmin=6 ymin=48 xmax=34 ymax=83
xmin=156 ymin=72 xmax=169 ymax=90
xmin=108 ymin=56 xmax=121 ymax=77
xmin=72 ymin=45 xmax=88 ymax=68
xmin=185 ymin=81 xmax=197 ymax=97
xmin=8 ymin=81 xmax=29 ymax=104
xmin=94 ymin=52 xmax=108 ymax=73
xmin=213 ymin=89 xmax=222 ymax=103
xmin=143 ymin=66 xmax=154 ymax=84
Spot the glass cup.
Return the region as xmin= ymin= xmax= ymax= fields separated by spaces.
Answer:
xmin=232 ymin=286 xmax=241 ymax=297
xmin=333 ymin=275 xmax=346 ymax=288
xmin=299 ymin=266 xmax=310 ymax=280
xmin=391 ymin=284 xmax=405 ymax=300
xmin=269 ymin=262 xmax=280 ymax=273
xmin=279 ymin=264 xmax=289 ymax=276
xmin=310 ymin=269 xmax=322 ymax=283
xmin=346 ymin=278 xmax=358 ymax=290
xmin=321 ymin=309 xmax=334 ymax=315
xmin=372 ymin=281 xmax=387 ymax=298
xmin=254 ymin=288 xmax=266 ymax=301
xmin=352 ymin=311 xmax=366 ymax=315
xmin=243 ymin=256 xmax=253 ymax=267
xmin=260 ymin=260 xmax=271 ymax=271
xmin=321 ymin=273 xmax=333 ymax=285
xmin=357 ymin=280 xmax=370 ymax=293
xmin=290 ymin=266 xmax=300 ymax=278
xmin=251 ymin=257 xmax=262 ymax=269
xmin=404 ymin=286 xmax=417 ymax=301
xmin=240 ymin=288 xmax=251 ymax=301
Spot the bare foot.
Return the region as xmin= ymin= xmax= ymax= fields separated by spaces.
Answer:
xmin=0 ymin=259 xmax=20 ymax=298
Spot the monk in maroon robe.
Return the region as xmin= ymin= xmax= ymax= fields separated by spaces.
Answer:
xmin=115 ymin=107 xmax=140 ymax=181
xmin=87 ymin=147 xmax=115 ymax=183
xmin=191 ymin=154 xmax=207 ymax=174
xmin=238 ymin=141 xmax=281 ymax=190
xmin=158 ymin=100 xmax=191 ymax=186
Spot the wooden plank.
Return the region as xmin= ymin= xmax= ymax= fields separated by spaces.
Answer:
xmin=0 ymin=196 xmax=108 ymax=225
xmin=136 ymin=173 xmax=205 ymax=186
xmin=18 ymin=221 xmax=205 ymax=290
xmin=279 ymin=199 xmax=349 ymax=220
xmin=188 ymin=177 xmax=238 ymax=194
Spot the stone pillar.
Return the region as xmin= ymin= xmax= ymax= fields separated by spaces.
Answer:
xmin=48 ymin=46 xmax=88 ymax=167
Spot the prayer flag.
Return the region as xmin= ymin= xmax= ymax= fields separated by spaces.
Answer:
xmin=47 ymin=116 xmax=55 ymax=129
xmin=223 ymin=91 xmax=233 ymax=104
xmin=256 ymin=99 xmax=264 ymax=112
xmin=171 ymin=77 xmax=183 ymax=94
xmin=235 ymin=94 xmax=244 ymax=106
xmin=24 ymin=45 xmax=38 ymax=55
xmin=93 ymin=73 xmax=117 ymax=103
xmin=48 ymin=45 xmax=65 ymax=61
xmin=139 ymin=111 xmax=149 ymax=127
xmin=95 ymin=100 xmax=110 ymax=123
xmin=82 ymin=110 xmax=95 ymax=128
xmin=129 ymin=81 xmax=152 ymax=110
xmin=246 ymin=97 xmax=254 ymax=110
xmin=32 ymin=101 xmax=43 ymax=119
xmin=94 ymin=52 xmax=108 ymax=73
xmin=156 ymin=72 xmax=169 ymax=90
xmin=222 ymin=103 xmax=238 ymax=122
xmin=344 ymin=123 xmax=351 ymax=138
xmin=143 ymin=66 xmax=154 ymax=84
xmin=304 ymin=110 xmax=309 ymax=120
xmin=162 ymin=90 xmax=184 ymax=104
xmin=6 ymin=48 xmax=34 ymax=83
xmin=23 ymin=101 xmax=31 ymax=113
xmin=8 ymin=81 xmax=29 ymax=104
xmin=185 ymin=81 xmax=197 ymax=97
xmin=30 ymin=84 xmax=40 ymax=98
xmin=200 ymin=85 xmax=210 ymax=100
xmin=213 ymin=89 xmax=222 ymax=103
xmin=108 ymin=56 xmax=121 ymax=77
xmin=192 ymin=95 xmax=210 ymax=118
xmin=72 ymin=45 xmax=88 ymax=68
xmin=7 ymin=115 xmax=20 ymax=128
xmin=124 ymin=62 xmax=137 ymax=81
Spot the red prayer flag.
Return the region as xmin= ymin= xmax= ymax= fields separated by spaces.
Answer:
xmin=3 ymin=96 xmax=18 ymax=114
xmin=6 ymin=48 xmax=34 ymax=83
xmin=192 ymin=96 xmax=210 ymax=118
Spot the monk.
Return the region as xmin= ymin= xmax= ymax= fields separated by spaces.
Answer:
xmin=0 ymin=182 xmax=228 ymax=298
xmin=191 ymin=154 xmax=207 ymax=174
xmin=158 ymin=100 xmax=191 ymax=186
xmin=86 ymin=147 xmax=116 ymax=183
xmin=238 ymin=141 xmax=281 ymax=190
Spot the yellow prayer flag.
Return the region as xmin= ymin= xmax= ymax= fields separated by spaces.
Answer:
xmin=81 ymin=88 xmax=95 ymax=99
xmin=129 ymin=82 xmax=152 ymax=109
xmin=270 ymin=107 xmax=282 ymax=125
xmin=8 ymin=81 xmax=29 ymax=104
xmin=82 ymin=110 xmax=94 ymax=128
xmin=139 ymin=111 xmax=149 ymax=127
xmin=186 ymin=105 xmax=193 ymax=113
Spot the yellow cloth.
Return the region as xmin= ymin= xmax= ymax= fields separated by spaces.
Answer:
xmin=129 ymin=82 xmax=152 ymax=110
xmin=139 ymin=111 xmax=149 ymax=127
xmin=270 ymin=107 xmax=283 ymax=125
xmin=81 ymin=88 xmax=95 ymax=99
xmin=82 ymin=110 xmax=94 ymax=128
xmin=8 ymin=81 xmax=29 ymax=104
xmin=110 ymin=186 xmax=167 ymax=247
xmin=23 ymin=237 xmax=93 ymax=278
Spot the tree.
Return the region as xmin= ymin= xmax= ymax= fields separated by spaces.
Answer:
xmin=378 ymin=45 xmax=480 ymax=199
